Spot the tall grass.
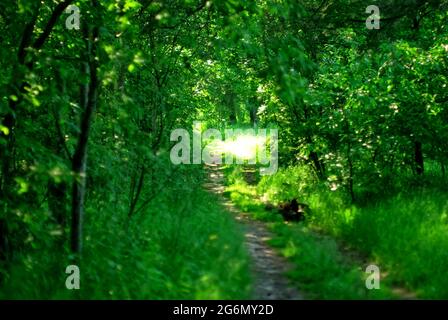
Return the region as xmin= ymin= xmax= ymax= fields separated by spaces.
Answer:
xmin=0 ymin=166 xmax=251 ymax=299
xmin=227 ymin=164 xmax=448 ymax=299
xmin=339 ymin=192 xmax=448 ymax=298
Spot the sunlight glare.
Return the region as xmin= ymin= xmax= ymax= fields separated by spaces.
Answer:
xmin=220 ymin=135 xmax=266 ymax=160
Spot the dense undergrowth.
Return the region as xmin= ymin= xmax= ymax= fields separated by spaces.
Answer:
xmin=0 ymin=164 xmax=251 ymax=299
xmin=224 ymin=163 xmax=448 ymax=299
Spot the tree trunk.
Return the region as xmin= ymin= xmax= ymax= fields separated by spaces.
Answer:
xmin=248 ymin=98 xmax=257 ymax=127
xmin=128 ymin=165 xmax=145 ymax=218
xmin=347 ymin=144 xmax=355 ymax=203
xmin=0 ymin=219 xmax=9 ymax=262
xmin=70 ymin=24 xmax=99 ymax=255
xmin=414 ymin=141 xmax=424 ymax=175
xmin=309 ymin=150 xmax=326 ymax=180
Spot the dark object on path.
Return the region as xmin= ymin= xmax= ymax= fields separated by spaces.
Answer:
xmin=266 ymin=199 xmax=310 ymax=222
xmin=242 ymin=166 xmax=258 ymax=185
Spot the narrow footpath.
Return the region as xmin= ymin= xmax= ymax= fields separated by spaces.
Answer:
xmin=204 ymin=165 xmax=303 ymax=300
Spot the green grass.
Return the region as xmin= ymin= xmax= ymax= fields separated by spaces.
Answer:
xmin=335 ymin=192 xmax=448 ymax=299
xmin=300 ymin=187 xmax=448 ymax=298
xmin=0 ymin=168 xmax=251 ymax=299
xmin=226 ymin=164 xmax=448 ymax=299
xmin=268 ymin=223 xmax=394 ymax=299
xmin=224 ymin=178 xmax=395 ymax=299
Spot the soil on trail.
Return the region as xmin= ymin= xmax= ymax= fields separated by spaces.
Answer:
xmin=204 ymin=165 xmax=303 ymax=300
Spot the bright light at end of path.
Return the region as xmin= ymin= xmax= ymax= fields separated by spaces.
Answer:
xmin=219 ymin=135 xmax=266 ymax=159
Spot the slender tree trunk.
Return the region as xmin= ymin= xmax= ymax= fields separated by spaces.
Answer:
xmin=414 ymin=141 xmax=424 ymax=175
xmin=249 ymin=98 xmax=257 ymax=127
xmin=309 ymin=150 xmax=326 ymax=180
xmin=343 ymin=110 xmax=355 ymax=202
xmin=224 ymin=89 xmax=237 ymax=124
xmin=70 ymin=24 xmax=99 ymax=255
xmin=0 ymin=220 xmax=9 ymax=262
xmin=347 ymin=143 xmax=355 ymax=203
xmin=128 ymin=165 xmax=145 ymax=218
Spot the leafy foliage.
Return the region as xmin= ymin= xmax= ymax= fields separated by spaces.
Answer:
xmin=1 ymin=0 xmax=448 ymax=299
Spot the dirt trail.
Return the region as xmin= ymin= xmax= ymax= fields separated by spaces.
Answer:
xmin=204 ymin=165 xmax=303 ymax=300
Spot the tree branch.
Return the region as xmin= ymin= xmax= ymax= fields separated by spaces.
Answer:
xmin=33 ymin=0 xmax=75 ymax=51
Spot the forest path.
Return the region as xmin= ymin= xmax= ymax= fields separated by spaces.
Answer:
xmin=203 ymin=164 xmax=303 ymax=300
